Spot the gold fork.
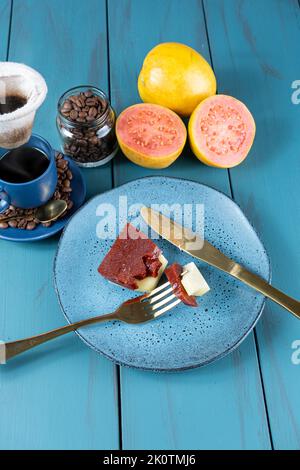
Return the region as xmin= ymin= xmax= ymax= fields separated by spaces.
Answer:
xmin=0 ymin=280 xmax=180 ymax=363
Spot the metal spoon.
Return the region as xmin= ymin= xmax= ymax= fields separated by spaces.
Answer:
xmin=0 ymin=199 xmax=67 ymax=224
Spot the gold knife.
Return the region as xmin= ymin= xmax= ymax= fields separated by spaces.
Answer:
xmin=141 ymin=207 xmax=300 ymax=319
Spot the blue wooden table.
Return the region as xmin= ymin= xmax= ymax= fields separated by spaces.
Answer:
xmin=0 ymin=0 xmax=299 ymax=450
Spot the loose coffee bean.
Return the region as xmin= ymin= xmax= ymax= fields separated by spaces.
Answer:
xmin=18 ymin=219 xmax=27 ymax=229
xmin=86 ymin=98 xmax=97 ymax=106
xmin=78 ymin=96 xmax=86 ymax=108
xmin=57 ymin=159 xmax=68 ymax=169
xmin=62 ymin=186 xmax=72 ymax=193
xmin=89 ymin=106 xmax=98 ymax=118
xmin=69 ymin=96 xmax=79 ymax=104
xmin=8 ymin=220 xmax=18 ymax=228
xmin=70 ymin=110 xmax=78 ymax=120
xmin=89 ymin=136 xmax=98 ymax=145
xmin=77 ymin=139 xmax=88 ymax=147
xmin=62 ymin=101 xmax=72 ymax=112
xmin=26 ymin=222 xmax=36 ymax=230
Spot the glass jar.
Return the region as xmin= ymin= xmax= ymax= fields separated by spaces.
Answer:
xmin=56 ymin=86 xmax=118 ymax=168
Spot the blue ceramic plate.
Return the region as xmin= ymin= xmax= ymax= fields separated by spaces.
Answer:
xmin=54 ymin=176 xmax=270 ymax=371
xmin=0 ymin=156 xmax=86 ymax=242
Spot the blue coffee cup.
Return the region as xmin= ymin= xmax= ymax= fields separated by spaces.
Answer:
xmin=0 ymin=134 xmax=57 ymax=213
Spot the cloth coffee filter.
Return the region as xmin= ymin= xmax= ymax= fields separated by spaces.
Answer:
xmin=0 ymin=62 xmax=47 ymax=148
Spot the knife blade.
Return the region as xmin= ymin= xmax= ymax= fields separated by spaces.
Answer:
xmin=140 ymin=206 xmax=300 ymax=319
xmin=140 ymin=206 xmax=236 ymax=274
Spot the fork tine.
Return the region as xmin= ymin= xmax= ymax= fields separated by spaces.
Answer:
xmin=149 ymin=292 xmax=177 ymax=311
xmin=145 ymin=270 xmax=187 ymax=300
xmin=153 ymin=298 xmax=181 ymax=317
xmin=146 ymin=286 xmax=174 ymax=305
xmin=144 ymin=280 xmax=171 ymax=299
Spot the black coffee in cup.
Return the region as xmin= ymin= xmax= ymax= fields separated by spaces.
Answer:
xmin=0 ymin=95 xmax=27 ymax=115
xmin=0 ymin=147 xmax=50 ymax=183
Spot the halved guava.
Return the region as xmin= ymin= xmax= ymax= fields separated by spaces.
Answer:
xmin=116 ymin=103 xmax=187 ymax=169
xmin=188 ymin=95 xmax=256 ymax=168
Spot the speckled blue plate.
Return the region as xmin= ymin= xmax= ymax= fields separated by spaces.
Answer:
xmin=0 ymin=156 xmax=86 ymax=242
xmin=54 ymin=176 xmax=270 ymax=371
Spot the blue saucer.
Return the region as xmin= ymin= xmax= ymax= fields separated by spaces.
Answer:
xmin=54 ymin=176 xmax=270 ymax=371
xmin=0 ymin=156 xmax=86 ymax=242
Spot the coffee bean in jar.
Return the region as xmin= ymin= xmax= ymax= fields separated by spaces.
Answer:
xmin=56 ymin=86 xmax=118 ymax=167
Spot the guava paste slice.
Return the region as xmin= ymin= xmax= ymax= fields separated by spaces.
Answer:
xmin=165 ymin=263 xmax=197 ymax=307
xmin=116 ymin=103 xmax=186 ymax=157
xmin=98 ymin=223 xmax=162 ymax=290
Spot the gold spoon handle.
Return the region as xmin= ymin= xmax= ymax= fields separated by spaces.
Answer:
xmin=2 ymin=312 xmax=117 ymax=362
xmin=232 ymin=264 xmax=300 ymax=319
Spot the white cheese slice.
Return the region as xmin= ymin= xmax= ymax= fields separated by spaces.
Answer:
xmin=135 ymin=254 xmax=168 ymax=293
xmin=181 ymin=262 xmax=210 ymax=297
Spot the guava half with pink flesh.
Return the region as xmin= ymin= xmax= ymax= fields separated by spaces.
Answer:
xmin=116 ymin=103 xmax=187 ymax=169
xmin=188 ymin=95 xmax=256 ymax=168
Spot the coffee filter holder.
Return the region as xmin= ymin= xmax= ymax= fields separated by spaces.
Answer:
xmin=0 ymin=62 xmax=47 ymax=149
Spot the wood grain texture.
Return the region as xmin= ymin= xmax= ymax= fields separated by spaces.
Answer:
xmin=0 ymin=0 xmax=118 ymax=449
xmin=108 ymin=0 xmax=271 ymax=450
xmin=0 ymin=1 xmax=11 ymax=59
xmin=204 ymin=0 xmax=300 ymax=449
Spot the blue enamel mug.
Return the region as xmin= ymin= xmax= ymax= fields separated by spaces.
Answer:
xmin=0 ymin=134 xmax=57 ymax=213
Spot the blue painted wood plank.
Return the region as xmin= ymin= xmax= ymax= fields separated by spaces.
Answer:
xmin=0 ymin=0 xmax=11 ymax=59
xmin=204 ymin=0 xmax=300 ymax=449
xmin=0 ymin=0 xmax=118 ymax=449
xmin=110 ymin=0 xmax=228 ymax=193
xmin=108 ymin=0 xmax=271 ymax=450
